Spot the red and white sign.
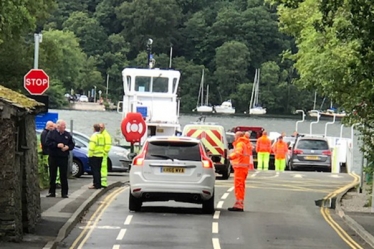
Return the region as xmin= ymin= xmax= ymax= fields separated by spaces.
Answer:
xmin=24 ymin=69 xmax=49 ymax=95
xmin=121 ymin=112 xmax=147 ymax=143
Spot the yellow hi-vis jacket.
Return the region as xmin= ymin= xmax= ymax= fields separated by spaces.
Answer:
xmin=88 ymin=132 xmax=105 ymax=157
xmin=101 ymin=129 xmax=112 ymax=156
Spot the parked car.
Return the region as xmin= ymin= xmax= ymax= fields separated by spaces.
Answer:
xmin=79 ymin=95 xmax=89 ymax=102
xmin=69 ymin=130 xmax=131 ymax=174
xmin=36 ymin=130 xmax=91 ymax=177
xmin=129 ymin=136 xmax=218 ymax=214
xmin=288 ymin=136 xmax=331 ymax=171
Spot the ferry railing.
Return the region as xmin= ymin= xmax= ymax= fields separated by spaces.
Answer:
xmin=295 ymin=110 xmax=306 ymax=132
xmin=324 ymin=114 xmax=336 ymax=137
xmin=310 ymin=111 xmax=321 ymax=135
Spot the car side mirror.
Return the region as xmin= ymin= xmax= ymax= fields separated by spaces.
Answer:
xmin=211 ymin=155 xmax=221 ymax=163
xmin=128 ymin=153 xmax=137 ymax=160
xmin=228 ymin=143 xmax=233 ymax=150
xmin=76 ymin=145 xmax=81 ymax=148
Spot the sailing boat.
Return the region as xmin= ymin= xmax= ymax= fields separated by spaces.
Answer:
xmin=320 ymin=101 xmax=347 ymax=118
xmin=249 ymin=69 xmax=266 ymax=115
xmin=194 ymin=69 xmax=213 ymax=113
xmin=308 ymin=91 xmax=320 ymax=117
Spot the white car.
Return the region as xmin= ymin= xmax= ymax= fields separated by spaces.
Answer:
xmin=129 ymin=136 xmax=218 ymax=214
xmin=79 ymin=95 xmax=89 ymax=102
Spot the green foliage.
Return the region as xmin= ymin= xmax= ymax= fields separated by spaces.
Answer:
xmin=1 ymin=0 xmax=330 ymax=112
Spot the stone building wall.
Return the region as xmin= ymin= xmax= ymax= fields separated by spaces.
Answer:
xmin=0 ymin=103 xmax=41 ymax=242
xmin=0 ymin=117 xmax=23 ymax=241
xmin=21 ymin=115 xmax=40 ymax=233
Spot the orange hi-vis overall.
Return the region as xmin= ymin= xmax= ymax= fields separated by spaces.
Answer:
xmin=229 ymin=137 xmax=251 ymax=209
xmin=256 ymin=135 xmax=272 ymax=170
xmin=273 ymin=140 xmax=288 ymax=171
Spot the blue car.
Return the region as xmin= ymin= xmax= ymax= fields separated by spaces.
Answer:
xmin=36 ymin=130 xmax=92 ymax=177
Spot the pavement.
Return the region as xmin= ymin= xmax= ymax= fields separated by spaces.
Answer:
xmin=0 ymin=173 xmax=128 ymax=249
xmin=336 ymin=184 xmax=374 ymax=248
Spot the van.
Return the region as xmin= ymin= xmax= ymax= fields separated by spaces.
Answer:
xmin=183 ymin=123 xmax=231 ymax=180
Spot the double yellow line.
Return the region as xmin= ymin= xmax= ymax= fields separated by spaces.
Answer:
xmin=320 ymin=173 xmax=363 ymax=249
xmin=70 ymin=186 xmax=127 ymax=249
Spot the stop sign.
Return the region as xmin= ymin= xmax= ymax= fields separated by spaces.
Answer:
xmin=24 ymin=69 xmax=49 ymax=95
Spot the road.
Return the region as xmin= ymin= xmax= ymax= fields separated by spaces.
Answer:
xmin=61 ymin=171 xmax=370 ymax=249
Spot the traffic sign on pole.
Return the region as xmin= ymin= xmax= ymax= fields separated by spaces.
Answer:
xmin=24 ymin=69 xmax=49 ymax=95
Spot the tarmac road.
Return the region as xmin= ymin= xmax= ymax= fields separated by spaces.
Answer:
xmin=60 ymin=171 xmax=370 ymax=249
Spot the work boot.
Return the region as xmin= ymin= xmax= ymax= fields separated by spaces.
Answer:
xmin=228 ymin=207 xmax=244 ymax=212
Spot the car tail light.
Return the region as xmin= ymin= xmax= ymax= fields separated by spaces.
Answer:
xmin=202 ymin=158 xmax=213 ymax=168
xmin=132 ymin=143 xmax=149 ymax=166
xmin=322 ymin=150 xmax=332 ymax=156
xmin=293 ymin=149 xmax=303 ymax=154
xmin=199 ymin=145 xmax=214 ymax=168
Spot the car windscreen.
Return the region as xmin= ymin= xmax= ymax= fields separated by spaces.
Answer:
xmin=296 ymin=139 xmax=329 ymax=150
xmin=145 ymin=141 xmax=202 ymax=161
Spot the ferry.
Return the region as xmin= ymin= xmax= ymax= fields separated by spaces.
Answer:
xmin=117 ymin=41 xmax=182 ymax=146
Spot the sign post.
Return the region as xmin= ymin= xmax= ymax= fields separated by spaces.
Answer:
xmin=24 ymin=69 xmax=49 ymax=95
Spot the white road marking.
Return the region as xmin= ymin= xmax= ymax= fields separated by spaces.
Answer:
xmin=112 ymin=245 xmax=120 ymax=249
xmin=213 ymin=211 xmax=220 ymax=219
xmin=292 ymin=174 xmax=304 ymax=178
xmin=212 ymin=238 xmax=221 ymax=249
xmin=124 ymin=215 xmax=133 ymax=225
xmin=227 ymin=186 xmax=234 ymax=192
xmin=116 ymin=229 xmax=127 ymax=240
xmin=78 ymin=225 xmax=121 ymax=230
xmin=221 ymin=193 xmax=229 ymax=200
xmin=217 ymin=201 xmax=224 ymax=208
xmin=212 ymin=222 xmax=219 ymax=233
xmin=330 ymin=174 xmax=343 ymax=178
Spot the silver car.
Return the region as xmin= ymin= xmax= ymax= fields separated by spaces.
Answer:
xmin=70 ymin=130 xmax=131 ymax=173
xmin=129 ymin=136 xmax=218 ymax=214
xmin=288 ymin=136 xmax=332 ymax=171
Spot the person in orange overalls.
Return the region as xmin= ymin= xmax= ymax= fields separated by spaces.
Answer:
xmin=256 ymin=131 xmax=272 ymax=170
xmin=273 ymin=136 xmax=289 ymax=171
xmin=228 ymin=132 xmax=251 ymax=212
xmin=244 ymin=131 xmax=254 ymax=170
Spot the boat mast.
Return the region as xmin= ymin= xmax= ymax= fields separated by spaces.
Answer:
xmin=249 ymin=69 xmax=257 ymax=112
xmin=313 ymin=91 xmax=317 ymax=110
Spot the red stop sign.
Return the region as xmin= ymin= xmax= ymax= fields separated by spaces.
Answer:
xmin=24 ymin=69 xmax=50 ymax=95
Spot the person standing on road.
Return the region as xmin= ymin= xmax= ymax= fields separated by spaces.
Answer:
xmin=46 ymin=120 xmax=75 ymax=198
xmin=244 ymin=131 xmax=254 ymax=171
xmin=256 ymin=131 xmax=272 ymax=170
xmin=273 ymin=136 xmax=289 ymax=171
xmin=88 ymin=124 xmax=105 ymax=189
xmin=99 ymin=123 xmax=112 ymax=188
xmin=227 ymin=131 xmax=250 ymax=212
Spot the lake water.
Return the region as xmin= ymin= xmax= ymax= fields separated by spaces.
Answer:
xmin=51 ymin=109 xmax=363 ymax=172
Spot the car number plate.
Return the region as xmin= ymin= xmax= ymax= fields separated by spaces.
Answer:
xmin=305 ymin=156 xmax=319 ymax=160
xmin=161 ymin=167 xmax=185 ymax=173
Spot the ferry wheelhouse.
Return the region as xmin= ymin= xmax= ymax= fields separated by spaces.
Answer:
xmin=117 ymin=68 xmax=181 ymax=144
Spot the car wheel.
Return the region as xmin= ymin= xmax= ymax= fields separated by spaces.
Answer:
xmin=129 ymin=192 xmax=142 ymax=212
xmin=202 ymin=192 xmax=215 ymax=214
xmin=72 ymin=159 xmax=83 ymax=178
xmin=107 ymin=158 xmax=113 ymax=172
xmin=221 ymin=164 xmax=231 ymax=180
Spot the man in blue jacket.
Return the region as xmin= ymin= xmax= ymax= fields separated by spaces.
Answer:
xmin=46 ymin=119 xmax=75 ymax=198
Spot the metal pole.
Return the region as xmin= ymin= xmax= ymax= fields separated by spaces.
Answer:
xmin=147 ymin=38 xmax=153 ymax=69
xmin=169 ymin=44 xmax=173 ymax=68
xmin=69 ymin=119 xmax=74 ymax=177
xmin=310 ymin=111 xmax=320 ymax=135
xmin=94 ymin=86 xmax=97 ymax=103
xmin=359 ymin=124 xmax=365 ymax=193
xmin=340 ymin=124 xmax=345 ymax=138
xmin=295 ymin=110 xmax=305 ymax=132
xmin=34 ymin=33 xmax=41 ymax=69
xmin=371 ymin=171 xmax=374 ymax=212
xmin=106 ymin=74 xmax=109 ymax=98
xmin=324 ymin=114 xmax=336 ymax=137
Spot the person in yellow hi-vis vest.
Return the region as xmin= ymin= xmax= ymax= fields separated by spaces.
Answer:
xmin=88 ymin=124 xmax=105 ymax=189
xmin=99 ymin=123 xmax=112 ymax=188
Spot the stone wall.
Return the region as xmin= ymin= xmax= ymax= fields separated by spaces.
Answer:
xmin=0 ymin=104 xmax=41 ymax=242
xmin=0 ymin=117 xmax=22 ymax=241
xmin=21 ymin=115 xmax=40 ymax=233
